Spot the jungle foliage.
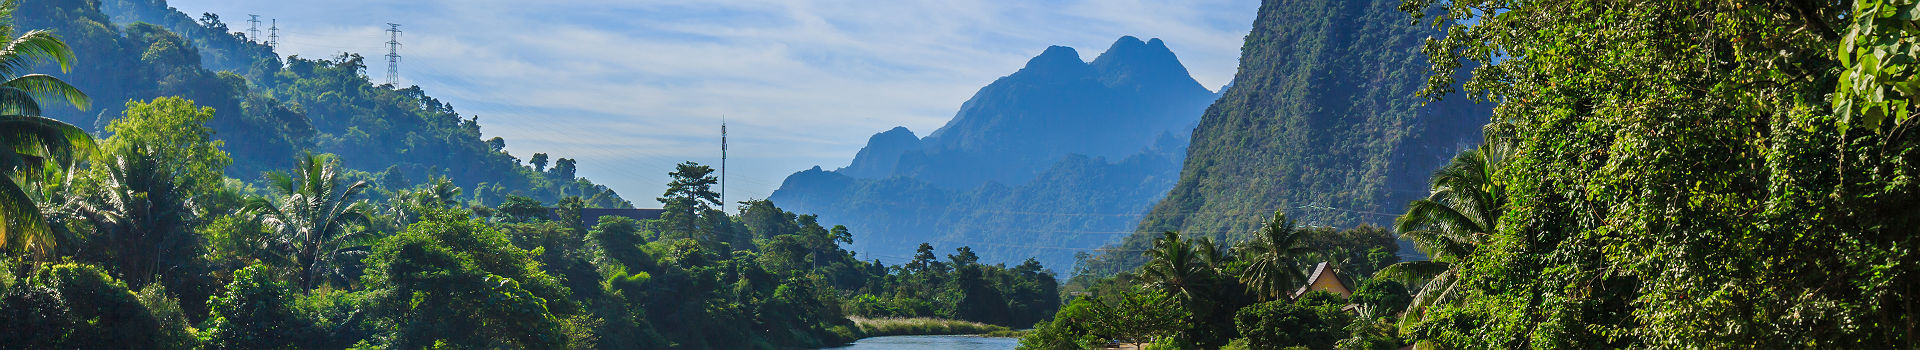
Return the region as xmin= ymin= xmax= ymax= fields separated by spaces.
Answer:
xmin=1041 ymin=0 xmax=1920 ymax=348
xmin=1384 ymin=0 xmax=1920 ymax=347
xmin=1019 ymin=214 xmax=1405 ymax=350
xmin=1 ymin=116 xmax=1061 ymax=348
xmin=0 ymin=4 xmax=1061 ymax=347
xmin=19 ymin=0 xmax=628 ymax=207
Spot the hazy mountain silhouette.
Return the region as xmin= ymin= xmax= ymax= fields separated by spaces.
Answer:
xmin=771 ymin=36 xmax=1217 ymax=270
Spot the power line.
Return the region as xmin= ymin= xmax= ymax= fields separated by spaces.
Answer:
xmin=384 ymin=23 xmax=403 ymax=86
xmin=396 ymin=65 xmax=709 ymax=203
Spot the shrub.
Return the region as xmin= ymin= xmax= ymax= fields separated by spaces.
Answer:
xmin=136 ymin=284 xmax=205 ymax=349
xmin=205 ymin=264 xmax=313 ymax=349
xmin=1234 ymin=298 xmax=1343 ymax=350
xmin=0 ymin=263 xmax=167 ymax=348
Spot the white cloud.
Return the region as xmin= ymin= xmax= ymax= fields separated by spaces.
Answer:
xmin=166 ymin=0 xmax=1259 ymax=206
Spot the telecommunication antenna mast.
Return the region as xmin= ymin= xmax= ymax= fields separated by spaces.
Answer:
xmin=269 ymin=19 xmax=279 ymax=49
xmin=247 ymin=15 xmax=261 ymax=42
xmin=384 ymin=23 xmax=403 ymax=86
xmin=720 ymin=118 xmax=728 ymax=212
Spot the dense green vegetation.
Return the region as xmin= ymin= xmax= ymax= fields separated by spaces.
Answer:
xmin=1032 ymin=0 xmax=1920 ymax=348
xmin=1 ymin=114 xmax=1059 ymax=347
xmin=19 ymin=0 xmax=626 ymax=207
xmin=1084 ymin=0 xmax=1491 ymax=273
xmin=1385 ymin=0 xmax=1920 ymax=347
xmin=847 ymin=317 xmax=1013 ymax=338
xmin=840 ymin=242 xmax=1062 ymax=328
xmin=0 ymin=3 xmax=1060 ymax=348
xmin=18 ymin=0 xmax=1920 ymax=347
xmin=1019 ymin=214 xmax=1404 ymax=349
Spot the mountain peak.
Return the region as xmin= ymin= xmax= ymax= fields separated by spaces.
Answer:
xmin=838 ymin=126 xmax=923 ymax=179
xmin=1090 ymin=36 xmax=1201 ymax=91
xmin=1019 ymin=45 xmax=1087 ymax=73
xmin=1093 ymin=36 xmax=1174 ymax=64
xmin=1109 ymin=36 xmax=1149 ymax=52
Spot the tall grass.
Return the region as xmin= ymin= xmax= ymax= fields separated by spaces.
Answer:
xmin=850 ymin=317 xmax=1013 ymax=338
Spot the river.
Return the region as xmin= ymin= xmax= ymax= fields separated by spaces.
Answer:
xmin=823 ymin=335 xmax=1019 ymax=350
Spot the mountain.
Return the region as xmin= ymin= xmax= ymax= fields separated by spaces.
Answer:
xmin=1081 ymin=0 xmax=1492 ymax=272
xmin=838 ymin=126 xmax=921 ymax=179
xmin=770 ymin=36 xmax=1216 ymax=271
xmin=22 ymin=0 xmax=628 ymax=207
xmin=890 ymin=38 xmax=1213 ymax=189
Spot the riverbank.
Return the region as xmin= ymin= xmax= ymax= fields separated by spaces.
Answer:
xmin=825 ymin=335 xmax=1020 ymax=350
xmin=850 ymin=317 xmax=1021 ymax=338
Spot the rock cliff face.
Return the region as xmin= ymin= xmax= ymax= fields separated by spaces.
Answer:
xmin=1087 ymin=0 xmax=1492 ymax=271
xmin=771 ymin=36 xmax=1217 ymax=270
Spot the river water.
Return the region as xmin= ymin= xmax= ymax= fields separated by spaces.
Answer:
xmin=824 ymin=335 xmax=1019 ymax=350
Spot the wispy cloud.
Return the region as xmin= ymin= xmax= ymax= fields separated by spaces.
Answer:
xmin=168 ymin=0 xmax=1258 ymax=206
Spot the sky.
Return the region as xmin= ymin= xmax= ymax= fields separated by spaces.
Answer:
xmin=165 ymin=0 xmax=1260 ymax=209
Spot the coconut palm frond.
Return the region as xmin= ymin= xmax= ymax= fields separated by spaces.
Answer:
xmin=3 ymin=74 xmax=87 ymax=111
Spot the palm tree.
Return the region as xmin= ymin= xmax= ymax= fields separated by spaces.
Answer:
xmin=0 ymin=0 xmax=90 ymax=116
xmin=387 ymin=175 xmax=461 ymax=228
xmin=1378 ymin=136 xmax=1510 ymax=330
xmin=72 ymin=144 xmax=194 ymax=287
xmin=0 ymin=0 xmax=92 ymax=259
xmin=1141 ymin=231 xmax=1210 ymax=308
xmin=0 ymin=116 xmax=90 ymax=258
xmin=258 ymin=152 xmax=372 ymax=289
xmin=1237 ymin=211 xmax=1312 ymax=301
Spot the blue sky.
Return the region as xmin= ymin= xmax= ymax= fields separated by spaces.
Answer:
xmin=166 ymin=0 xmax=1259 ymax=208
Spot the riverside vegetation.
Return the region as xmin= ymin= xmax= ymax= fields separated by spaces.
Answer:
xmin=11 ymin=0 xmax=1920 ymax=348
xmin=1020 ymin=0 xmax=1920 ymax=349
xmin=0 ymin=1 xmax=1058 ymax=348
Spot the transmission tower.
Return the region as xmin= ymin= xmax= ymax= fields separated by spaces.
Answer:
xmin=384 ymin=23 xmax=403 ymax=86
xmin=247 ymin=15 xmax=261 ymax=42
xmin=268 ymin=19 xmax=279 ymax=49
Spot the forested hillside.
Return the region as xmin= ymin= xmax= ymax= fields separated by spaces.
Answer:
xmin=771 ymin=37 xmax=1215 ymax=271
xmin=1080 ymin=0 xmax=1490 ymax=272
xmin=20 ymin=0 xmax=627 ymax=207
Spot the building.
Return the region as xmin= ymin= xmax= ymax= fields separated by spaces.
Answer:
xmin=1291 ymin=262 xmax=1354 ymax=299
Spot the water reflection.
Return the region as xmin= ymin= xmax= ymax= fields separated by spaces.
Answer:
xmin=824 ymin=335 xmax=1018 ymax=350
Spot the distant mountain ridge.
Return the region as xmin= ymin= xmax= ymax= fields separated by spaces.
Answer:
xmin=771 ymin=36 xmax=1217 ymax=271
xmin=887 ymin=37 xmax=1214 ymax=190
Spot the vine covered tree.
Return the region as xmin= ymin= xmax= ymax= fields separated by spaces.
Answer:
xmin=1395 ymin=0 xmax=1920 ymax=347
